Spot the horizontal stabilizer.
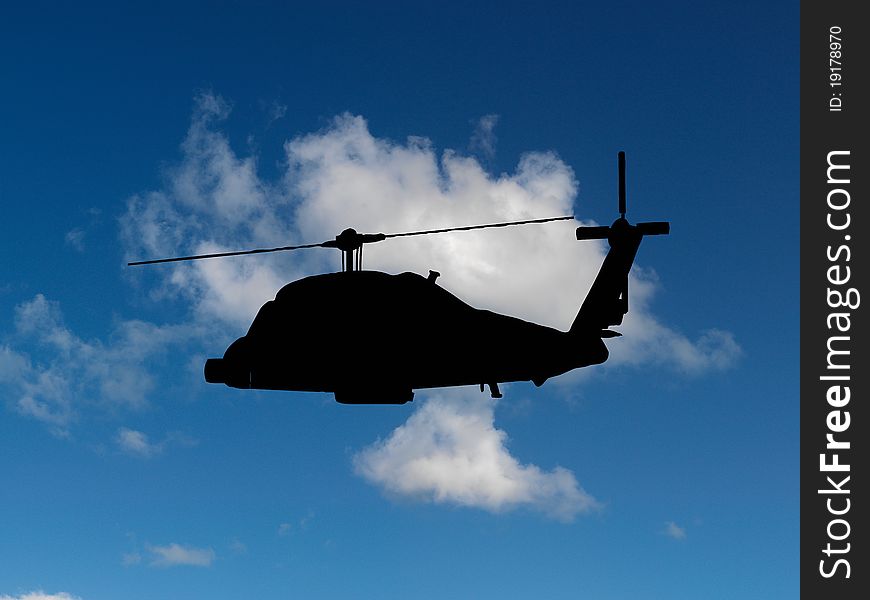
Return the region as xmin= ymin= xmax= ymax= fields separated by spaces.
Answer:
xmin=636 ymin=221 xmax=669 ymax=236
xmin=575 ymin=226 xmax=611 ymax=240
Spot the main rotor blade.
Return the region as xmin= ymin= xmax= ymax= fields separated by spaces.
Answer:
xmin=618 ymin=151 xmax=626 ymax=218
xmin=128 ymin=215 xmax=576 ymax=266
xmin=383 ymin=215 xmax=576 ymax=240
xmin=127 ymin=241 xmax=326 ymax=266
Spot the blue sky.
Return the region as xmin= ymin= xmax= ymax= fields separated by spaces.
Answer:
xmin=1 ymin=2 xmax=797 ymax=599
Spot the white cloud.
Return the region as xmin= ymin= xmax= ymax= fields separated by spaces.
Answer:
xmin=265 ymin=99 xmax=288 ymax=126
xmin=664 ymin=521 xmax=687 ymax=540
xmin=146 ymin=543 xmax=215 ymax=567
xmin=469 ymin=114 xmax=499 ymax=160
xmin=121 ymin=94 xmax=293 ymax=329
xmin=354 ymin=390 xmax=599 ymax=521
xmin=121 ymin=97 xmax=738 ymax=373
xmin=0 ymin=593 xmax=81 ymax=600
xmin=277 ymin=511 xmax=314 ymax=536
xmin=116 ymin=428 xmax=156 ymax=457
xmin=115 ymin=427 xmax=197 ymax=458
xmin=114 ymin=95 xmax=741 ymax=518
xmin=595 ymin=269 xmax=741 ymax=373
xmin=0 ymin=96 xmax=743 ymax=522
xmin=0 ymin=295 xmax=200 ymax=434
xmin=64 ymin=228 xmax=86 ymax=251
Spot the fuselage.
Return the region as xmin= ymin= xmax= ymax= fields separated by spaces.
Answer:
xmin=205 ymin=270 xmax=607 ymax=403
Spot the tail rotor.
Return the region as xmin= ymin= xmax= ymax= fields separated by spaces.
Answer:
xmin=618 ymin=150 xmax=626 ymax=219
xmin=574 ymin=151 xmax=670 ymax=242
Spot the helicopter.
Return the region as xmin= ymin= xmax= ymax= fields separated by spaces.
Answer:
xmin=129 ymin=152 xmax=669 ymax=403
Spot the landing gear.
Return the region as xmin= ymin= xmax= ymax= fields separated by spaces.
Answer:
xmin=479 ymin=382 xmax=502 ymax=398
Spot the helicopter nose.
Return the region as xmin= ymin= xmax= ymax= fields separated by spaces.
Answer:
xmin=204 ymin=358 xmax=226 ymax=383
xmin=205 ymin=357 xmax=252 ymax=388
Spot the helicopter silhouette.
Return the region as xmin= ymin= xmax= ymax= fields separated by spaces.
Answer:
xmin=129 ymin=152 xmax=669 ymax=403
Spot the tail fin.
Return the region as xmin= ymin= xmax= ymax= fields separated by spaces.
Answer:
xmin=570 ymin=152 xmax=669 ymax=336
